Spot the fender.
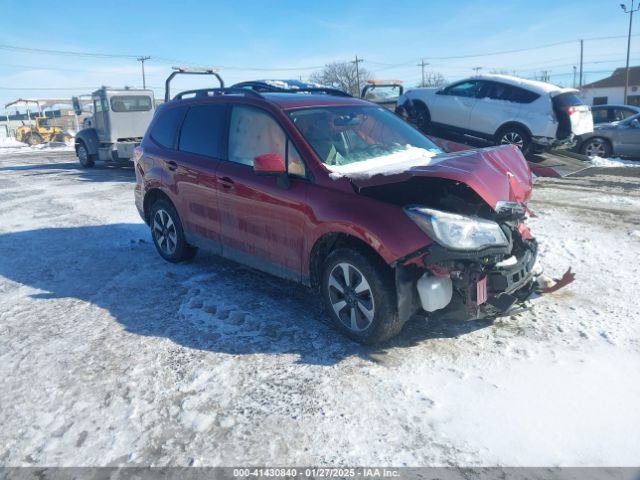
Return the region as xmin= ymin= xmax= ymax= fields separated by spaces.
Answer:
xmin=74 ymin=128 xmax=99 ymax=155
xmin=303 ymin=182 xmax=433 ymax=276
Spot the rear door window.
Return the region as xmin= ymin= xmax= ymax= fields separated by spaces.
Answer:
xmin=591 ymin=108 xmax=610 ymax=124
xmin=150 ymin=106 xmax=188 ymax=149
xmin=178 ymin=104 xmax=227 ymax=158
xmin=487 ymin=82 xmax=515 ymax=101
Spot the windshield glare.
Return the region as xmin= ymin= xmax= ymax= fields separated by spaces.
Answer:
xmin=288 ymin=106 xmax=442 ymax=167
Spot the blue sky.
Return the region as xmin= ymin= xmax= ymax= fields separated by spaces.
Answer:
xmin=0 ymin=0 xmax=638 ymax=111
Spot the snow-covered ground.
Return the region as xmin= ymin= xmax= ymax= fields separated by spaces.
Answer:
xmin=0 ymin=137 xmax=75 ymax=154
xmin=0 ymin=151 xmax=639 ymax=467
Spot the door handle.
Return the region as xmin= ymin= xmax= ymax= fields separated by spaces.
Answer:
xmin=220 ymin=176 xmax=235 ymax=189
xmin=165 ymin=160 xmax=178 ymax=171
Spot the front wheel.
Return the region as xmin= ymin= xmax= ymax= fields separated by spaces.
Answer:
xmin=25 ymin=133 xmax=43 ymax=146
xmin=150 ymin=199 xmax=197 ymax=263
xmin=76 ymin=142 xmax=95 ymax=168
xmin=411 ymin=103 xmax=432 ymax=132
xmin=321 ymin=248 xmax=403 ymax=344
xmin=581 ymin=137 xmax=612 ymax=158
xmin=496 ymin=126 xmax=531 ymax=155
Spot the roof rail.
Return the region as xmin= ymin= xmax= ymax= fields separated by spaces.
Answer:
xmin=232 ymin=81 xmax=351 ymax=97
xmin=173 ymin=88 xmax=263 ymax=100
xmin=164 ymin=66 xmax=224 ymax=102
xmin=291 ymin=87 xmax=352 ymax=97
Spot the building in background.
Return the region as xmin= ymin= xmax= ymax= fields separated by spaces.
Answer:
xmin=580 ymin=66 xmax=640 ymax=106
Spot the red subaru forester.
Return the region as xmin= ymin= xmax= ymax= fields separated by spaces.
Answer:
xmin=134 ymin=83 xmax=541 ymax=344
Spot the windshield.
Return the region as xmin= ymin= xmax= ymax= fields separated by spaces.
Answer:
xmin=287 ymin=106 xmax=442 ymax=168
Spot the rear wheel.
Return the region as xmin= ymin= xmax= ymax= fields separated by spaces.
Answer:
xmin=150 ymin=199 xmax=197 ymax=263
xmin=76 ymin=142 xmax=95 ymax=168
xmin=496 ymin=125 xmax=531 ymax=155
xmin=321 ymin=248 xmax=403 ymax=344
xmin=581 ymin=137 xmax=612 ymax=158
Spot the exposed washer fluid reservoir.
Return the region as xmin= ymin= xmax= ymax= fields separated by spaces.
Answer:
xmin=416 ymin=274 xmax=453 ymax=312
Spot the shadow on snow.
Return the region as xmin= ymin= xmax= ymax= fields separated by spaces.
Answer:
xmin=0 ymin=224 xmax=491 ymax=365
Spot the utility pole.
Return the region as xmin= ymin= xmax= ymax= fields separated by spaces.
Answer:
xmin=573 ymin=66 xmax=577 ymax=88
xmin=137 ymin=56 xmax=151 ymax=89
xmin=352 ymin=55 xmax=363 ymax=95
xmin=473 ymin=66 xmax=482 ymax=74
xmin=579 ymin=39 xmax=584 ymax=88
xmin=417 ymin=59 xmax=429 ymax=86
xmin=621 ymin=1 xmax=640 ymax=104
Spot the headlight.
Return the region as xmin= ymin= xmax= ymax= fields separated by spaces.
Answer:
xmin=405 ymin=206 xmax=509 ymax=251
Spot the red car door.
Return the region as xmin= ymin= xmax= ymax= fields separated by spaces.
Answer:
xmin=169 ymin=103 xmax=227 ymax=253
xmin=217 ymin=104 xmax=309 ymax=281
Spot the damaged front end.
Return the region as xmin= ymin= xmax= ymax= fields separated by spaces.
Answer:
xmin=394 ymin=199 xmax=576 ymax=323
xmin=350 ymin=145 xmax=574 ymax=322
xmin=395 ymin=201 xmax=542 ymax=321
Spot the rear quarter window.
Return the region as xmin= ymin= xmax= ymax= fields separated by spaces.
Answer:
xmin=150 ymin=106 xmax=188 ymax=149
xmin=511 ymin=87 xmax=540 ymax=104
xmin=553 ymin=93 xmax=585 ymax=108
xmin=178 ymin=104 xmax=227 ymax=158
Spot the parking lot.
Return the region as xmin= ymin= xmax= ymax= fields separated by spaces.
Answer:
xmin=1 ymin=149 xmax=639 ymax=466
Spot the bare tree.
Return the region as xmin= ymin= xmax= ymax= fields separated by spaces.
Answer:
xmin=309 ymin=62 xmax=373 ymax=96
xmin=421 ymin=72 xmax=446 ymax=87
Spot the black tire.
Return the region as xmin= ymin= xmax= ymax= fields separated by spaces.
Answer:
xmin=411 ymin=102 xmax=431 ymax=132
xmin=581 ymin=137 xmax=612 ymax=158
xmin=321 ymin=248 xmax=403 ymax=344
xmin=76 ymin=142 xmax=96 ymax=168
xmin=150 ymin=199 xmax=197 ymax=263
xmin=495 ymin=125 xmax=531 ymax=155
xmin=25 ymin=133 xmax=43 ymax=146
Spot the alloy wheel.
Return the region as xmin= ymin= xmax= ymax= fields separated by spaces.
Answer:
xmin=500 ymin=131 xmax=524 ymax=148
xmin=153 ymin=209 xmax=178 ymax=256
xmin=584 ymin=141 xmax=606 ymax=157
xmin=327 ymin=262 xmax=375 ymax=332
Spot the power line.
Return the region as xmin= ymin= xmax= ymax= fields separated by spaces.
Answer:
xmin=0 ymin=43 xmax=139 ymax=59
xmin=423 ymin=34 xmax=640 ymax=60
xmin=4 ymin=33 xmax=639 ymax=73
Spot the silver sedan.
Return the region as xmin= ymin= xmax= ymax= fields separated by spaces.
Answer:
xmin=577 ymin=113 xmax=640 ymax=158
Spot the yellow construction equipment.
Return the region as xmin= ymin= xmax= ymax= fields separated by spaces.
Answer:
xmin=15 ymin=117 xmax=71 ymax=145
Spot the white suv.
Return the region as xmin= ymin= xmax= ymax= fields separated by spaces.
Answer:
xmin=397 ymin=74 xmax=593 ymax=154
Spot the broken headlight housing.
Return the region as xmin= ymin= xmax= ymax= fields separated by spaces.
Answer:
xmin=405 ymin=206 xmax=509 ymax=251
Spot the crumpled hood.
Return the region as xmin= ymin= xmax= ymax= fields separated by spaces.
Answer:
xmin=347 ymin=145 xmax=533 ymax=209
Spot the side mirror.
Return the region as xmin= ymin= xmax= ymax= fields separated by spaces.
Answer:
xmin=72 ymin=96 xmax=82 ymax=116
xmin=436 ymin=89 xmax=445 ymax=95
xmin=632 ymin=118 xmax=640 ymax=128
xmin=253 ymin=153 xmax=286 ymax=175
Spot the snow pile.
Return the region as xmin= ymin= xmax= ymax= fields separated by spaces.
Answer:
xmin=327 ymin=146 xmax=441 ymax=179
xmin=0 ymin=137 xmax=28 ymax=149
xmin=0 ymin=139 xmax=75 ymax=155
xmin=589 ymin=156 xmax=640 ymax=167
